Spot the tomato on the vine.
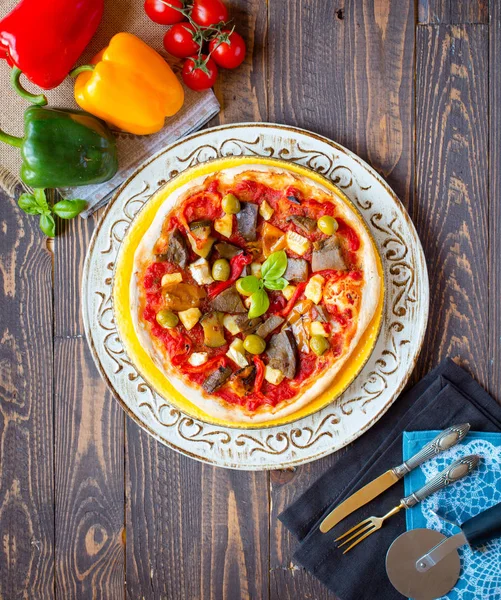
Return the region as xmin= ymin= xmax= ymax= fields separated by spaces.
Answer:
xmin=209 ymin=30 xmax=246 ymax=69
xmin=182 ymin=55 xmax=218 ymax=91
xmin=163 ymin=23 xmax=199 ymax=58
xmin=144 ymin=0 xmax=185 ymax=24
xmin=191 ymin=0 xmax=228 ymax=27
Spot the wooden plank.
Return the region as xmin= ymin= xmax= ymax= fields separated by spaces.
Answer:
xmin=414 ymin=24 xmax=489 ymax=383
xmin=267 ymin=0 xmax=415 ymax=598
xmin=54 ymin=337 xmax=124 ymax=600
xmin=0 ymin=191 xmax=54 ymax=599
xmin=418 ymin=0 xmax=488 ymax=24
xmin=489 ymin=1 xmax=501 ymax=401
xmin=53 ymin=216 xmax=125 ymax=599
xmin=125 ymin=1 xmax=271 ymax=598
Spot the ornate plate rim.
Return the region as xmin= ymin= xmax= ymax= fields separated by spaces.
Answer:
xmin=82 ymin=122 xmax=429 ymax=470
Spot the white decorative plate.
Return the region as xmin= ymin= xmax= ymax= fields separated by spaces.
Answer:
xmin=82 ymin=123 xmax=429 ymax=470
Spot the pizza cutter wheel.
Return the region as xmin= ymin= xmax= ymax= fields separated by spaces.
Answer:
xmin=386 ymin=501 xmax=501 ymax=600
xmin=385 ymin=529 xmax=460 ymax=600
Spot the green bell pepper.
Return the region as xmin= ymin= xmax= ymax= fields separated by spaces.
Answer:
xmin=0 ymin=106 xmax=118 ymax=188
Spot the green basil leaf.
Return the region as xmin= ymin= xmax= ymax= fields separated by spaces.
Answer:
xmin=53 ymin=199 xmax=87 ymax=219
xmin=248 ymin=289 xmax=270 ymax=319
xmin=238 ymin=275 xmax=261 ymax=294
xmin=264 ymin=277 xmax=288 ymax=291
xmin=261 ymin=250 xmax=287 ymax=281
xmin=34 ymin=188 xmax=51 ymax=215
xmin=39 ymin=214 xmax=55 ymax=237
xmin=18 ymin=193 xmax=41 ymax=215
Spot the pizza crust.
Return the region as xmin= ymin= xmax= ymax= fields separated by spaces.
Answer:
xmin=130 ymin=165 xmax=382 ymax=424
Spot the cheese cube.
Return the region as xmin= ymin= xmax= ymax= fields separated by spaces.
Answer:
xmin=264 ymin=365 xmax=285 ymax=386
xmin=259 ymin=200 xmax=274 ymax=221
xmin=310 ymin=321 xmax=328 ymax=337
xmin=282 ymin=284 xmax=296 ymax=301
xmin=286 ymin=230 xmax=311 ymax=256
xmin=223 ymin=314 xmax=242 ymax=335
xmin=304 ymin=275 xmax=325 ymax=305
xmin=214 ymin=213 xmax=233 ymax=238
xmin=226 ymin=339 xmax=248 ymax=368
xmin=188 ymin=258 xmax=214 ymax=285
xmin=188 ymin=352 xmax=208 ymax=367
xmin=161 ymin=272 xmax=183 ymax=286
xmin=250 ymin=262 xmax=262 ymax=278
xmin=178 ymin=307 xmax=202 ymax=331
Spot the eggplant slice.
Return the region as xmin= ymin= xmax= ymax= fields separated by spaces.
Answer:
xmin=266 ymin=329 xmax=298 ymax=380
xmin=159 ymin=228 xmax=190 ymax=269
xmin=312 ymin=237 xmax=347 ymax=272
xmin=210 ymin=286 xmax=247 ymax=313
xmin=236 ymin=202 xmax=258 ymax=241
xmin=255 ymin=315 xmax=285 ymax=339
xmin=284 ymin=257 xmax=309 ymax=282
xmin=215 ymin=242 xmax=243 ymax=259
xmin=202 ymin=366 xmax=232 ymax=393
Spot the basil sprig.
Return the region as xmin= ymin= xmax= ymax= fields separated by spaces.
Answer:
xmin=18 ymin=188 xmax=87 ymax=237
xmin=242 ymin=251 xmax=289 ymax=318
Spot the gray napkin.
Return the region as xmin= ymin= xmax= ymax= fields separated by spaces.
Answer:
xmin=279 ymin=359 xmax=501 ymax=600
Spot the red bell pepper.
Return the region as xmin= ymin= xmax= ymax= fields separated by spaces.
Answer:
xmin=279 ymin=282 xmax=307 ymax=318
xmin=182 ymin=355 xmax=228 ymax=374
xmin=0 ymin=0 xmax=103 ymax=104
xmin=252 ymin=356 xmax=265 ymax=394
xmin=207 ymin=252 xmax=253 ymax=300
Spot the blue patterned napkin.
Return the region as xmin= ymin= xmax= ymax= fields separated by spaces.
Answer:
xmin=403 ymin=431 xmax=501 ymax=600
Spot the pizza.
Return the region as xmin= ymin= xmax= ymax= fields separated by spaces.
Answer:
xmin=127 ymin=165 xmax=382 ymax=424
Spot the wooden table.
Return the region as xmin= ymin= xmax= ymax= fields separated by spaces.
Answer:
xmin=1 ymin=0 xmax=499 ymax=598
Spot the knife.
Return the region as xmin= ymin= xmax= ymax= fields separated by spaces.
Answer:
xmin=319 ymin=423 xmax=470 ymax=533
xmin=415 ymin=501 xmax=501 ymax=573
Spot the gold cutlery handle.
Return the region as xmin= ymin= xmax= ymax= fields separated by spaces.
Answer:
xmin=392 ymin=423 xmax=470 ymax=478
xmin=400 ymin=454 xmax=480 ymax=508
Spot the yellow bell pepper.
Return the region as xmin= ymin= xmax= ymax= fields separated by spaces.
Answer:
xmin=71 ymin=33 xmax=184 ymax=135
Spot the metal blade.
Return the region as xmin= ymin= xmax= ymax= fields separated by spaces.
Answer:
xmin=319 ymin=469 xmax=399 ymax=533
xmin=386 ymin=529 xmax=461 ymax=600
xmin=416 ymin=532 xmax=467 ymax=572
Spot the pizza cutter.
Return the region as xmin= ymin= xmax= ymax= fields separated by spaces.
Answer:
xmin=385 ymin=501 xmax=501 ymax=600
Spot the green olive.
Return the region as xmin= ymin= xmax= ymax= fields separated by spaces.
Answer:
xmin=156 ymin=309 xmax=179 ymax=329
xmin=310 ymin=335 xmax=330 ymax=356
xmin=243 ymin=334 xmax=266 ymax=355
xmin=317 ymin=215 xmax=338 ymax=235
xmin=236 ymin=278 xmax=253 ymax=296
xmin=212 ymin=258 xmax=230 ymax=281
xmin=222 ymin=193 xmax=241 ymax=215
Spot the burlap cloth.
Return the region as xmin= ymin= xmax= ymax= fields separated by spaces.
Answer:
xmin=0 ymin=0 xmax=220 ymax=215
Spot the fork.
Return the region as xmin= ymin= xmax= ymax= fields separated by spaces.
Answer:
xmin=335 ymin=454 xmax=480 ymax=554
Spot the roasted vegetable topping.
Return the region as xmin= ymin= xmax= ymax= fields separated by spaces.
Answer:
xmin=163 ymin=282 xmax=206 ymax=311
xmin=163 ymin=228 xmax=189 ymax=268
xmin=202 ymin=366 xmax=232 ymax=393
xmin=215 ymin=241 xmax=243 ymax=259
xmin=200 ymin=312 xmax=226 ymax=347
xmin=310 ymin=335 xmax=330 ymax=356
xmin=267 ymin=329 xmax=298 ymax=380
xmin=284 ymin=257 xmax=309 ymax=282
xmin=211 ymin=285 xmax=246 ymax=313
xmin=288 ymin=215 xmax=316 ymax=233
xmin=255 ymin=315 xmax=284 ymax=339
xmin=312 ymin=237 xmax=347 ymax=271
xmin=236 ymin=201 xmax=258 ymax=241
